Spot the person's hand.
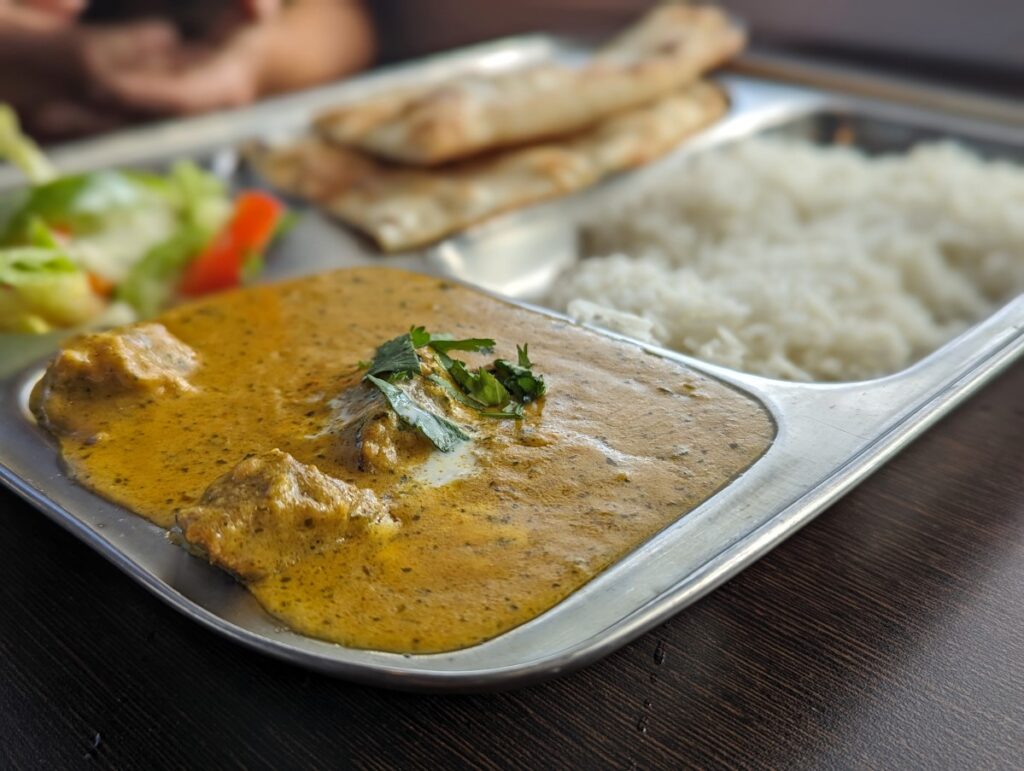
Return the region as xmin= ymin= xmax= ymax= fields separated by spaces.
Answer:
xmin=72 ymin=0 xmax=290 ymax=118
xmin=0 ymin=0 xmax=85 ymax=31
xmin=0 ymin=0 xmax=107 ymax=139
xmin=76 ymin=20 xmax=271 ymax=116
xmin=74 ymin=1 xmax=374 ymax=119
xmin=3 ymin=0 xmax=375 ymax=138
xmin=2 ymin=0 xmax=282 ymax=135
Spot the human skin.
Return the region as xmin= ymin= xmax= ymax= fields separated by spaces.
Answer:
xmin=0 ymin=0 xmax=376 ymax=138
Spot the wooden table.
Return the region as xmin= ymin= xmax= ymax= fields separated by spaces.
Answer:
xmin=2 ymin=361 xmax=1021 ymax=768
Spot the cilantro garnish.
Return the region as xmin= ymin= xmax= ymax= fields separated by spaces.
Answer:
xmin=479 ymin=404 xmax=525 ymax=420
xmin=366 ymin=327 xmax=495 ymax=381
xmin=360 ymin=326 xmax=547 ymax=452
xmin=425 ymin=373 xmax=521 ymax=418
xmin=438 ymin=352 xmax=509 ymax=407
xmin=365 ymin=332 xmax=421 ymax=379
xmin=428 ymin=336 xmax=544 ymax=412
xmin=409 ymin=325 xmax=495 ymax=354
xmin=491 ymin=344 xmax=546 ymax=403
xmin=365 ymin=375 xmax=469 ymax=452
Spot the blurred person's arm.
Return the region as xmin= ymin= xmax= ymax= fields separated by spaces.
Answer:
xmin=0 ymin=0 xmax=82 ymax=43
xmin=252 ymin=0 xmax=376 ymax=96
xmin=0 ymin=2 xmax=81 ymax=79
xmin=81 ymin=0 xmax=376 ymax=116
xmin=0 ymin=0 xmax=109 ymax=136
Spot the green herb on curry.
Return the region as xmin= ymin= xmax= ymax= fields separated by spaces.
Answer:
xmin=364 ymin=374 xmax=470 ymax=452
xmin=362 ymin=326 xmax=547 ymax=451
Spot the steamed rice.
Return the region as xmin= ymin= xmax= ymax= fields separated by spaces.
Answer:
xmin=548 ymin=138 xmax=1024 ymax=381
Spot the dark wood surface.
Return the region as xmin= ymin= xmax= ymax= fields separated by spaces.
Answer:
xmin=1 ymin=361 xmax=1022 ymax=769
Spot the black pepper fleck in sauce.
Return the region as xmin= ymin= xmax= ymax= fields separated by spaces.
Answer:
xmin=33 ymin=268 xmax=773 ymax=653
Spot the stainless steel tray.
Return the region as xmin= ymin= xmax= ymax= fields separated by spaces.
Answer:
xmin=1 ymin=35 xmax=1022 ymax=692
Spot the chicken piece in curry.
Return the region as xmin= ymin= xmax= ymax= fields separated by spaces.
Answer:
xmin=31 ymin=268 xmax=774 ymax=653
xmin=177 ymin=449 xmax=397 ymax=582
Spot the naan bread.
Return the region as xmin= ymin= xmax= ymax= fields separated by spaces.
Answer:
xmin=315 ymin=4 xmax=743 ymax=165
xmin=249 ymin=81 xmax=727 ymax=252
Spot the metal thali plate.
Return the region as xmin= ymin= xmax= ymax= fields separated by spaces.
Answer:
xmin=0 ymin=35 xmax=1022 ymax=691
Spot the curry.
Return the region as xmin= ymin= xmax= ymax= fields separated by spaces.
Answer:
xmin=31 ymin=268 xmax=774 ymax=653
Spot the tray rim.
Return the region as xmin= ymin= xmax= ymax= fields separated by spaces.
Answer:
xmin=1 ymin=34 xmax=1024 ymax=691
xmin=3 ymin=263 xmax=1022 ymax=691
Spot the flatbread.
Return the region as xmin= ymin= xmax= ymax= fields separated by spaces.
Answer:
xmin=314 ymin=4 xmax=743 ymax=165
xmin=249 ymin=81 xmax=727 ymax=252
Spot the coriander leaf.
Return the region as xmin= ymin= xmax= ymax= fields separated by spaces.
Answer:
xmin=366 ymin=332 xmax=420 ymax=379
xmin=444 ymin=356 xmax=473 ymax=390
xmin=479 ymin=403 xmax=525 ymax=420
xmin=492 ymin=358 xmax=546 ymax=403
xmin=361 ymin=329 xmax=544 ymax=433
xmin=471 ymin=369 xmax=508 ymax=406
xmin=409 ymin=325 xmax=495 ymax=354
xmin=517 ymin=344 xmax=532 ymax=369
xmin=409 ymin=325 xmax=431 ymax=348
xmin=427 ymin=373 xmax=488 ymax=409
xmin=438 ymin=355 xmax=508 ymax=407
xmin=365 ymin=374 xmax=469 ymax=452
xmin=428 ymin=373 xmax=523 ymax=420
xmin=428 ymin=337 xmax=495 ymax=354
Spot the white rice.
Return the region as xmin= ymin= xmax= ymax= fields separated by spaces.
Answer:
xmin=548 ymin=138 xmax=1024 ymax=381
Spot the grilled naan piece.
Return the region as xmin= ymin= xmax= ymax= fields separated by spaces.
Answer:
xmin=314 ymin=4 xmax=743 ymax=165
xmin=249 ymin=81 xmax=727 ymax=252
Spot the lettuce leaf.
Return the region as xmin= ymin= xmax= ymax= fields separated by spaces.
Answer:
xmin=168 ymin=161 xmax=231 ymax=234
xmin=115 ymin=227 xmax=210 ymax=317
xmin=0 ymin=105 xmax=56 ymax=184
xmin=0 ymin=171 xmax=168 ymax=245
xmin=0 ymin=247 xmax=102 ymax=332
xmin=0 ymin=110 xmax=240 ymax=330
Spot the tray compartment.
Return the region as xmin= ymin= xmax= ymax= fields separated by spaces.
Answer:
xmin=1 ymin=42 xmax=1022 ymax=690
xmin=433 ymin=74 xmax=1024 ymax=304
xmin=429 ymin=76 xmax=1024 ymax=388
xmin=764 ymin=106 xmax=1024 ymax=161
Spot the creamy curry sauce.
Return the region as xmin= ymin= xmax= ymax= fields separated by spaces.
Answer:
xmin=32 ymin=268 xmax=774 ymax=653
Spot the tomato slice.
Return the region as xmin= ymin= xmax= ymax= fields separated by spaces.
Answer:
xmin=87 ymin=272 xmax=115 ymax=298
xmin=180 ymin=191 xmax=283 ymax=297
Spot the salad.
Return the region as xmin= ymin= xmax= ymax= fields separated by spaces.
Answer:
xmin=0 ymin=106 xmax=287 ymax=333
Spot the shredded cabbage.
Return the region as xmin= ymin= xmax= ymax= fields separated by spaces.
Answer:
xmin=0 ymin=102 xmax=258 ymax=333
xmin=0 ymin=105 xmax=56 ymax=184
xmin=0 ymin=247 xmax=102 ymax=332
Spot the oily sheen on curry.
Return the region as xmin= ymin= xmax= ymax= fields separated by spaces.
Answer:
xmin=31 ymin=268 xmax=773 ymax=653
